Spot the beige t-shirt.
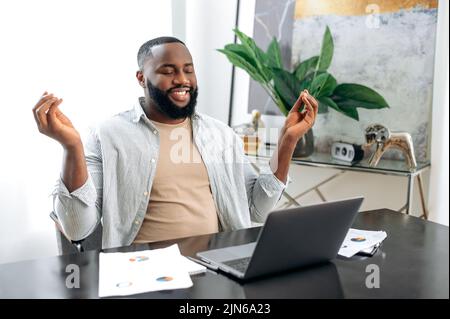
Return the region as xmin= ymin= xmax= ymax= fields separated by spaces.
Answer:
xmin=133 ymin=117 xmax=219 ymax=243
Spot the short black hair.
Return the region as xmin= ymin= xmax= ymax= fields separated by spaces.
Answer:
xmin=137 ymin=36 xmax=185 ymax=70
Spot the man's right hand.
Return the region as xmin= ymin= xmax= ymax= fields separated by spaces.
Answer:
xmin=33 ymin=92 xmax=82 ymax=149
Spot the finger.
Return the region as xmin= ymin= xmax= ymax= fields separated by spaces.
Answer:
xmin=290 ymin=91 xmax=308 ymax=113
xmin=302 ymin=94 xmax=312 ymax=109
xmin=300 ymin=90 xmax=311 ymax=111
xmin=32 ymin=92 xmax=55 ymax=128
xmin=303 ymin=99 xmax=314 ymax=124
xmin=33 ymin=93 xmax=55 ymax=115
xmin=302 ymin=96 xmax=315 ymax=125
xmin=33 ymin=92 xmax=53 ymax=108
xmin=36 ymin=97 xmax=58 ymax=128
xmin=301 ymin=95 xmax=312 ymax=112
xmin=32 ymin=94 xmax=49 ymax=126
xmin=305 ymin=94 xmax=319 ymax=116
xmin=47 ymin=98 xmax=64 ymax=127
xmin=303 ymin=96 xmax=314 ymax=114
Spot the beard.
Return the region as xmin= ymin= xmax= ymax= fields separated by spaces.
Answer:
xmin=146 ymin=79 xmax=198 ymax=120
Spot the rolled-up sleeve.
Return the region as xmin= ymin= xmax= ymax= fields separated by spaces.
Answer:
xmin=244 ymin=156 xmax=288 ymax=223
xmin=51 ymin=128 xmax=103 ymax=241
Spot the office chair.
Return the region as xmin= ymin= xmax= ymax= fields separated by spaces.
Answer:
xmin=50 ymin=211 xmax=102 ymax=254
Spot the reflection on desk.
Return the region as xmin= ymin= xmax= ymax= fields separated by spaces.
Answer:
xmin=243 ymin=262 xmax=343 ymax=299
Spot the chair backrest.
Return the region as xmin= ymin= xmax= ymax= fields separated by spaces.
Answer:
xmin=50 ymin=212 xmax=103 ymax=255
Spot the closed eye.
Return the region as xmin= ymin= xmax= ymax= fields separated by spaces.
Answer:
xmin=158 ymin=66 xmax=175 ymax=75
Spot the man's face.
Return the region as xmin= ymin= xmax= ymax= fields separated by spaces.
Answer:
xmin=140 ymin=42 xmax=198 ymax=119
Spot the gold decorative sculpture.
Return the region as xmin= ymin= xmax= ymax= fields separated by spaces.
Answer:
xmin=364 ymin=124 xmax=417 ymax=171
xmin=364 ymin=124 xmax=428 ymax=220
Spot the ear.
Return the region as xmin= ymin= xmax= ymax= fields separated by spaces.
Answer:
xmin=136 ymin=70 xmax=146 ymax=88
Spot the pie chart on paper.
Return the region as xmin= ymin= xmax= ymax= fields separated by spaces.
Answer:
xmin=156 ymin=276 xmax=174 ymax=282
xmin=129 ymin=256 xmax=150 ymax=262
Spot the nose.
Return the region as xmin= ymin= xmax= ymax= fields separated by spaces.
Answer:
xmin=173 ymin=72 xmax=190 ymax=86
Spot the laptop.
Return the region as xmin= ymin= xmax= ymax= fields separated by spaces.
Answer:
xmin=197 ymin=197 xmax=363 ymax=281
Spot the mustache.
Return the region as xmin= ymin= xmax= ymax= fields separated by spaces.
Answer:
xmin=167 ymin=85 xmax=196 ymax=94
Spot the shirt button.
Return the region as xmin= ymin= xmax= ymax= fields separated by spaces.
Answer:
xmin=135 ymin=220 xmax=140 ymax=225
xmin=144 ymin=191 xmax=148 ymax=196
xmin=151 ymin=158 xmax=155 ymax=163
xmin=153 ymin=130 xmax=158 ymax=134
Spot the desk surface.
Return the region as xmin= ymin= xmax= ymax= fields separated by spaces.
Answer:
xmin=0 ymin=210 xmax=448 ymax=299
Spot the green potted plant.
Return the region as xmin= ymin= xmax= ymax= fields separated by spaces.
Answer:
xmin=219 ymin=27 xmax=390 ymax=157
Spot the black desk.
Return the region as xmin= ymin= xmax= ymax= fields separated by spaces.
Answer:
xmin=0 ymin=210 xmax=448 ymax=298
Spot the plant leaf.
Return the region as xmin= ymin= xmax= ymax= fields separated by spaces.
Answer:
xmin=255 ymin=46 xmax=269 ymax=67
xmin=273 ymin=86 xmax=291 ymax=116
xmin=316 ymin=26 xmax=334 ymax=72
xmin=233 ymin=28 xmax=271 ymax=82
xmin=320 ymin=96 xmax=359 ymax=120
xmin=223 ymin=44 xmax=258 ymax=68
xmin=319 ymin=96 xmax=338 ymax=109
xmin=266 ymin=37 xmax=282 ymax=68
xmin=233 ymin=28 xmax=258 ymax=59
xmin=318 ymin=73 xmax=337 ymax=98
xmin=271 ymin=67 xmax=303 ymax=113
xmin=294 ymin=56 xmax=319 ymax=81
xmin=335 ymin=104 xmax=360 ymax=120
xmin=332 ymin=96 xmax=386 ymax=110
xmin=309 ymin=72 xmax=333 ymax=97
xmin=297 ymin=71 xmax=318 ymax=92
xmin=333 ymin=83 xmax=389 ymax=109
xmin=317 ymin=100 xmax=329 ymax=113
xmin=299 ymin=78 xmax=312 ymax=92
xmin=318 ymin=96 xmax=337 ymax=114
xmin=217 ymin=48 xmax=266 ymax=84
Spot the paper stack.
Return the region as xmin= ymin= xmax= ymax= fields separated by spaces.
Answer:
xmin=99 ymin=244 xmax=205 ymax=297
xmin=338 ymin=228 xmax=387 ymax=258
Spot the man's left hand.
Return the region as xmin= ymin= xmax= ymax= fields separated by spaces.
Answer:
xmin=271 ymin=90 xmax=318 ymax=184
xmin=279 ymin=89 xmax=319 ymax=149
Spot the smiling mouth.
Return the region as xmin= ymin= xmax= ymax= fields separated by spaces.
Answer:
xmin=168 ymin=88 xmax=191 ymax=103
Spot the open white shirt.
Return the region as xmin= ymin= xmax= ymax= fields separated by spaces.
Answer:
xmin=53 ymin=98 xmax=287 ymax=249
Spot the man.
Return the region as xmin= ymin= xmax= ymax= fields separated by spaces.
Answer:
xmin=32 ymin=37 xmax=318 ymax=249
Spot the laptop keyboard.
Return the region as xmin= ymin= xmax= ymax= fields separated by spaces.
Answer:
xmin=223 ymin=257 xmax=252 ymax=273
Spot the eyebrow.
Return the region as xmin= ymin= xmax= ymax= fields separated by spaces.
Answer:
xmin=157 ymin=63 xmax=194 ymax=69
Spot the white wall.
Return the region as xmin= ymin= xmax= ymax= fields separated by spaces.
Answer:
xmin=0 ymin=0 xmax=173 ymax=264
xmin=428 ymin=0 xmax=449 ymax=226
xmin=231 ymin=0 xmax=257 ymax=127
xmin=183 ymin=0 xmax=238 ymax=124
xmin=172 ymin=0 xmax=187 ymax=42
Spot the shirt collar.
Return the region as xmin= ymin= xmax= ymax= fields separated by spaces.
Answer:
xmin=131 ymin=97 xmax=146 ymax=123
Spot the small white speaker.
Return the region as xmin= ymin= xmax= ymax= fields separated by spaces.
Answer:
xmin=331 ymin=142 xmax=364 ymax=163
